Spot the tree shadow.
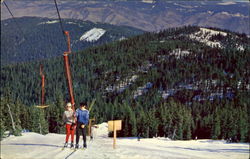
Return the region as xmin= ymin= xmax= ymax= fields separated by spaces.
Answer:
xmin=64 ymin=149 xmax=77 ymax=159
xmin=166 ymin=146 xmax=249 ymax=153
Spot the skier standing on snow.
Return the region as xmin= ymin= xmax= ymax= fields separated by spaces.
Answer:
xmin=63 ymin=102 xmax=76 ymax=148
xmin=75 ymin=102 xmax=89 ymax=149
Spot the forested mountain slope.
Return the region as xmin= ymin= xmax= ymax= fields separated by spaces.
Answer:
xmin=1 ymin=26 xmax=249 ymax=142
xmin=1 ymin=17 xmax=144 ymax=65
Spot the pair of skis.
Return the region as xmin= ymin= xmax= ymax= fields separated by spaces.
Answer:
xmin=61 ymin=146 xmax=86 ymax=151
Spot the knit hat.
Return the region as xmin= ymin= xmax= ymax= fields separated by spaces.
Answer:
xmin=66 ymin=103 xmax=72 ymax=107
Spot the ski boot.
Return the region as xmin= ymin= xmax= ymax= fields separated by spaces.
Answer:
xmin=75 ymin=144 xmax=79 ymax=149
xmin=63 ymin=142 xmax=68 ymax=148
xmin=83 ymin=144 xmax=87 ymax=149
xmin=70 ymin=143 xmax=74 ymax=148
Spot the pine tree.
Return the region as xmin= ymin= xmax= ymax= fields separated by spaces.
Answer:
xmin=0 ymin=97 xmax=7 ymax=139
xmin=47 ymin=92 xmax=65 ymax=133
xmin=17 ymin=99 xmax=30 ymax=131
xmin=238 ymin=107 xmax=248 ymax=142
xmin=1 ymin=91 xmax=22 ymax=136
xmin=136 ymin=108 xmax=147 ymax=137
xmin=212 ymin=111 xmax=221 ymax=140
xmin=128 ymin=107 xmax=137 ymax=136
xmin=147 ymin=109 xmax=159 ymax=138
xmin=30 ymin=107 xmax=40 ymax=133
xmin=227 ymin=108 xmax=237 ymax=140
xmin=183 ymin=109 xmax=192 ymax=140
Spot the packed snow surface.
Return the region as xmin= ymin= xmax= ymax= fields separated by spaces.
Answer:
xmin=80 ymin=28 xmax=106 ymax=42
xmin=1 ymin=122 xmax=249 ymax=159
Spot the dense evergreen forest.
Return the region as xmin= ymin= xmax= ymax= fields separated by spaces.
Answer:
xmin=1 ymin=26 xmax=249 ymax=142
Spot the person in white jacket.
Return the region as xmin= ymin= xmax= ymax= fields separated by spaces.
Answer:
xmin=63 ymin=103 xmax=75 ymax=148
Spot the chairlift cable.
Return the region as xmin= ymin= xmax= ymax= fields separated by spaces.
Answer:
xmin=53 ymin=0 xmax=68 ymax=49
xmin=3 ymin=1 xmax=25 ymax=39
xmin=53 ymin=0 xmax=76 ymax=111
xmin=53 ymin=0 xmax=65 ymax=34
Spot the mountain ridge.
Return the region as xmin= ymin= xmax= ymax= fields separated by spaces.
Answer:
xmin=1 ymin=1 xmax=249 ymax=34
xmin=1 ymin=17 xmax=144 ymax=65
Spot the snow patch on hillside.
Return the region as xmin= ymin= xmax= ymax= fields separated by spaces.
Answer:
xmin=236 ymin=45 xmax=244 ymax=51
xmin=105 ymin=75 xmax=138 ymax=93
xmin=133 ymin=82 xmax=153 ymax=98
xmin=207 ymin=11 xmax=214 ymax=14
xmin=189 ymin=28 xmax=245 ymax=51
xmin=104 ymin=62 xmax=153 ymax=94
xmin=158 ymin=78 xmax=248 ymax=101
xmin=38 ymin=20 xmax=59 ymax=25
xmin=66 ymin=22 xmax=77 ymax=25
xmin=170 ymin=48 xmax=191 ymax=59
xmin=189 ymin=28 xmax=227 ymax=48
xmin=142 ymin=0 xmax=155 ymax=4
xmin=160 ymin=89 xmax=176 ymax=99
xmin=200 ymin=28 xmax=227 ymax=36
xmin=119 ymin=36 xmax=126 ymax=41
xmin=217 ymin=2 xmax=236 ymax=5
xmin=80 ymin=28 xmax=106 ymax=42
xmin=220 ymin=12 xmax=248 ymax=18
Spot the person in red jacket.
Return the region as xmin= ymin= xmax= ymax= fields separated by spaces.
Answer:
xmin=63 ymin=103 xmax=75 ymax=148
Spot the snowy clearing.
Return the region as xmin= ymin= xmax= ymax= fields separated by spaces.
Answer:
xmin=141 ymin=0 xmax=155 ymax=4
xmin=105 ymin=75 xmax=138 ymax=93
xmin=80 ymin=28 xmax=106 ymax=42
xmin=38 ymin=20 xmax=59 ymax=25
xmin=133 ymin=82 xmax=153 ymax=99
xmin=66 ymin=22 xmax=77 ymax=25
xmin=220 ymin=12 xmax=248 ymax=18
xmin=189 ymin=28 xmax=245 ymax=51
xmin=170 ymin=48 xmax=191 ymax=59
xmin=189 ymin=28 xmax=227 ymax=48
xmin=1 ymin=122 xmax=249 ymax=159
xmin=217 ymin=2 xmax=236 ymax=5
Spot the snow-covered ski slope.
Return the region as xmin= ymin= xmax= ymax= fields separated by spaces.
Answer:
xmin=1 ymin=123 xmax=249 ymax=159
xmin=80 ymin=28 xmax=106 ymax=42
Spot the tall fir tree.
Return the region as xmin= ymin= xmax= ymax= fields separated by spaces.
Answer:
xmin=211 ymin=110 xmax=221 ymax=140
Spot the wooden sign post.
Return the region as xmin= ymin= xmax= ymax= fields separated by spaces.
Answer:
xmin=108 ymin=120 xmax=122 ymax=149
xmin=88 ymin=118 xmax=95 ymax=137
xmin=113 ymin=121 xmax=116 ymax=149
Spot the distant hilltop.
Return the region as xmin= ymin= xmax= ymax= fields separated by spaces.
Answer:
xmin=1 ymin=1 xmax=249 ymax=34
xmin=1 ymin=17 xmax=144 ymax=65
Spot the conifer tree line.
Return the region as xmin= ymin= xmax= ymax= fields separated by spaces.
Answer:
xmin=1 ymin=26 xmax=249 ymax=142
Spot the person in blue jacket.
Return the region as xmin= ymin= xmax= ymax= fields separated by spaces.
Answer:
xmin=75 ymin=102 xmax=89 ymax=149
